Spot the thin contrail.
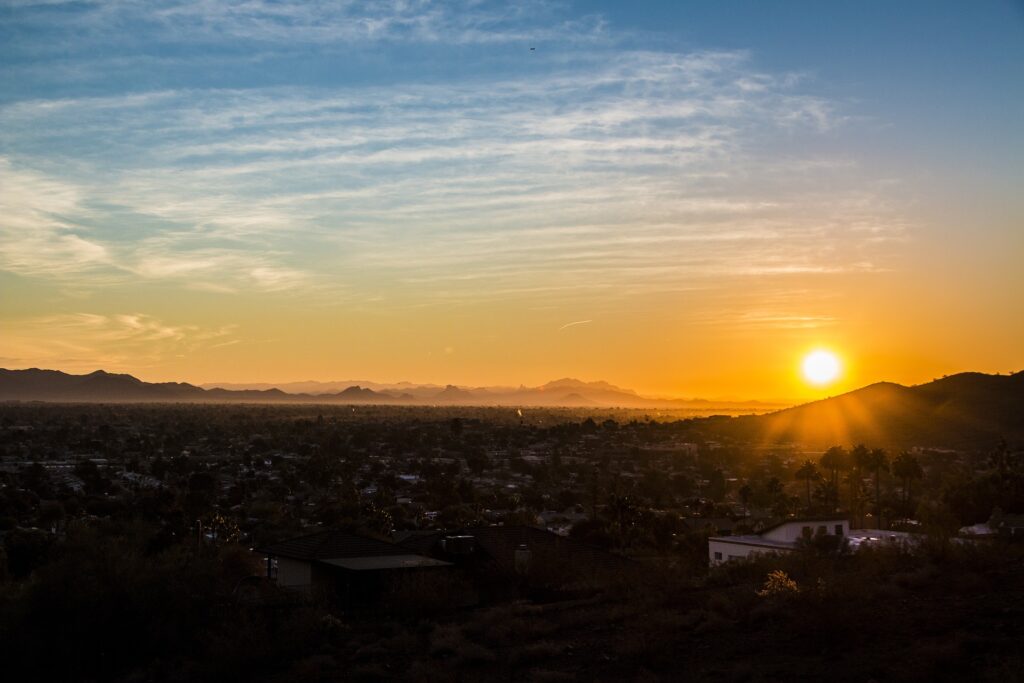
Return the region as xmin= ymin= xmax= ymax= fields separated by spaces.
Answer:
xmin=558 ymin=319 xmax=592 ymax=331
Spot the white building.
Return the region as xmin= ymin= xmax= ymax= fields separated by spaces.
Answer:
xmin=708 ymin=518 xmax=849 ymax=565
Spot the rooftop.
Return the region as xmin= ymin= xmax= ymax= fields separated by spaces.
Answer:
xmin=758 ymin=517 xmax=849 ymax=535
xmin=708 ymin=535 xmax=797 ymax=550
xmin=319 ymin=555 xmax=452 ymax=571
xmin=256 ymin=529 xmax=410 ymax=561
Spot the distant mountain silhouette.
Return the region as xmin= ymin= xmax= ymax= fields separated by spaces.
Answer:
xmin=433 ymin=384 xmax=478 ymax=402
xmin=0 ymin=367 xmax=781 ymax=410
xmin=336 ymin=385 xmax=391 ymax=401
xmin=540 ymin=378 xmax=635 ymax=395
xmin=198 ymin=375 xmax=768 ymax=409
xmin=0 ymin=369 xmax=204 ymax=401
xmin=721 ymin=371 xmax=1024 ymax=449
xmin=200 ymin=379 xmax=444 ymax=395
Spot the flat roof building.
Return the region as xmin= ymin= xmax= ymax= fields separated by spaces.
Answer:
xmin=709 ymin=518 xmax=849 ymax=565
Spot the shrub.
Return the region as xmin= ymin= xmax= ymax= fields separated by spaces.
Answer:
xmin=756 ymin=570 xmax=799 ymax=598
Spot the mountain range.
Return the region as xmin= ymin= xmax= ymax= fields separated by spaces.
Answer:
xmin=0 ymin=369 xmax=780 ymax=411
xmin=2 ymin=368 xmax=1021 ymax=448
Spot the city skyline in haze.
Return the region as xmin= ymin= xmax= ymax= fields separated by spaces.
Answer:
xmin=1 ymin=1 xmax=1022 ymax=401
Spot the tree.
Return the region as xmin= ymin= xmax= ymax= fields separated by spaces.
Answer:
xmin=185 ymin=471 xmax=217 ymax=516
xmin=3 ymin=528 xmax=52 ymax=578
xmin=892 ymin=451 xmax=923 ymax=517
xmin=757 ymin=569 xmax=800 ymax=598
xmin=707 ymin=468 xmax=727 ymax=503
xmin=762 ymin=477 xmax=790 ymax=516
xmin=74 ymin=459 xmax=109 ymax=496
xmin=764 ymin=476 xmax=784 ymax=501
xmin=304 ymin=448 xmax=341 ymax=493
xmin=738 ymin=484 xmax=752 ymax=517
xmin=819 ymin=446 xmax=848 ymax=511
xmin=465 ymin=449 xmax=490 ymax=475
xmin=795 ymin=460 xmax=819 ymax=513
xmin=864 ymin=448 xmax=889 ymax=529
xmin=989 ymin=438 xmax=1009 ymax=472
xmin=850 ymin=444 xmax=870 ymax=524
xmin=38 ymin=500 xmax=64 ymax=532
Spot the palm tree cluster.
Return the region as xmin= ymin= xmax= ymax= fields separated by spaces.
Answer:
xmin=791 ymin=445 xmax=923 ymax=529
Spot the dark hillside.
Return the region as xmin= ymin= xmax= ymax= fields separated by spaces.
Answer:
xmin=721 ymin=371 xmax=1024 ymax=449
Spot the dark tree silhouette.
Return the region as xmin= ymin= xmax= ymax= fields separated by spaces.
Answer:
xmin=795 ymin=460 xmax=819 ymax=513
xmin=892 ymin=451 xmax=924 ymax=517
xmin=739 ymin=484 xmax=752 ymax=517
xmin=864 ymin=448 xmax=889 ymax=528
xmin=850 ymin=444 xmax=870 ymax=524
xmin=819 ymin=446 xmax=848 ymax=511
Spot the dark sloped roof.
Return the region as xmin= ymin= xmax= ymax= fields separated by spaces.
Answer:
xmin=398 ymin=525 xmax=636 ymax=573
xmin=256 ymin=529 xmax=410 ymax=561
xmin=319 ymin=555 xmax=451 ymax=571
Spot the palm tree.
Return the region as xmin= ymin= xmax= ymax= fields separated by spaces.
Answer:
xmin=795 ymin=460 xmax=819 ymax=512
xmin=864 ymin=448 xmax=889 ymax=528
xmin=819 ymin=446 xmax=848 ymax=511
xmin=989 ymin=438 xmax=1011 ymax=473
xmin=763 ymin=476 xmax=787 ymax=515
xmin=850 ymin=444 xmax=870 ymax=524
xmin=892 ymin=451 xmax=923 ymax=517
xmin=739 ymin=484 xmax=753 ymax=517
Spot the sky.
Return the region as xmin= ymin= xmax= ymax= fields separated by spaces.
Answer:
xmin=1 ymin=0 xmax=1022 ymax=401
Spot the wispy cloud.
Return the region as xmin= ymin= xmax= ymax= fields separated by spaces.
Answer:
xmin=2 ymin=0 xmax=608 ymax=49
xmin=558 ymin=320 xmax=592 ymax=331
xmin=1 ymin=312 xmax=236 ymax=371
xmin=0 ymin=1 xmax=911 ymax=328
xmin=0 ymin=158 xmax=111 ymax=277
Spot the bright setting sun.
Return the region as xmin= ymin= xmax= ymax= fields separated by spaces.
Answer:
xmin=802 ymin=350 xmax=841 ymax=386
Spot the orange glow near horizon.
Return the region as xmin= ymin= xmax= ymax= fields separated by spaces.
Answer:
xmin=1 ymin=6 xmax=1022 ymax=403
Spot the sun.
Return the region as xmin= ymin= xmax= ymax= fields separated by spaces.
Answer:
xmin=802 ymin=350 xmax=841 ymax=386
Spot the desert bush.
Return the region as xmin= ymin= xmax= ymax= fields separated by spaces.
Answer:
xmin=756 ymin=569 xmax=800 ymax=598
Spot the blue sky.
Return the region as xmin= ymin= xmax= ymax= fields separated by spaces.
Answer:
xmin=1 ymin=0 xmax=1021 ymax=396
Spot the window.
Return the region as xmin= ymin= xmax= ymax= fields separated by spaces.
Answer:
xmin=835 ymin=524 xmax=843 ymax=536
xmin=817 ymin=525 xmax=827 ymax=536
xmin=802 ymin=526 xmax=812 ymax=538
xmin=713 ymin=552 xmax=722 ymax=560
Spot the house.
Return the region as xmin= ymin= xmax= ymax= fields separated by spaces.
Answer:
xmin=397 ymin=525 xmax=637 ymax=589
xmin=959 ymin=522 xmax=996 ymax=538
xmin=990 ymin=513 xmax=1024 ymax=538
xmin=708 ymin=517 xmax=849 ymax=565
xmin=958 ymin=512 xmax=1024 ymax=540
xmin=255 ymin=529 xmax=452 ymax=605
